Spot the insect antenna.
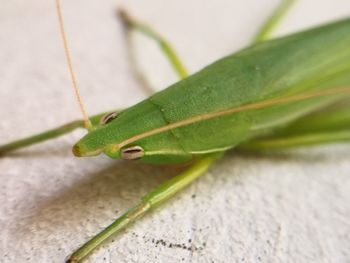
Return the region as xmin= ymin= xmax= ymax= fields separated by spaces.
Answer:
xmin=55 ymin=0 xmax=93 ymax=130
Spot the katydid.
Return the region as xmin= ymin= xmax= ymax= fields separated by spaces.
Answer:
xmin=1 ymin=0 xmax=350 ymax=262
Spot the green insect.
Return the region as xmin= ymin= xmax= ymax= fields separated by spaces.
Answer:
xmin=1 ymin=0 xmax=350 ymax=262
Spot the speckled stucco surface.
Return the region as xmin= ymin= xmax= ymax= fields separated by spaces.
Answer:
xmin=1 ymin=1 xmax=350 ymax=262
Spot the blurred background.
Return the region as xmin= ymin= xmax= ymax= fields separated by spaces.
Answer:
xmin=1 ymin=1 xmax=350 ymax=262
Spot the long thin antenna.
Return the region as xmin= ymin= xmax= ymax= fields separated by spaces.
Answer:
xmin=55 ymin=0 xmax=93 ymax=130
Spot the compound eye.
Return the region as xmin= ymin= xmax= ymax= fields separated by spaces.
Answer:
xmin=100 ymin=112 xmax=118 ymax=125
xmin=121 ymin=146 xmax=144 ymax=160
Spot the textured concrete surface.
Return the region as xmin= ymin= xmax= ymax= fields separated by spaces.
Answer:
xmin=1 ymin=1 xmax=350 ymax=262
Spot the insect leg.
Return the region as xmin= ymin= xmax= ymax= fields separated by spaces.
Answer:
xmin=67 ymin=152 xmax=223 ymax=262
xmin=0 ymin=9 xmax=191 ymax=155
xmin=254 ymin=0 xmax=297 ymax=43
xmin=66 ymin=2 xmax=299 ymax=261
xmin=0 ymin=111 xmax=112 ymax=155
xmin=118 ymin=9 xmax=189 ymax=80
xmin=240 ymin=131 xmax=350 ymax=151
xmin=239 ymin=104 xmax=350 ymax=150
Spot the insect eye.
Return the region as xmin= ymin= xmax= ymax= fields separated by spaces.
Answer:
xmin=100 ymin=112 xmax=118 ymax=125
xmin=121 ymin=146 xmax=144 ymax=160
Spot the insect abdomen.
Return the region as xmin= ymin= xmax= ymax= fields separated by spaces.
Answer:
xmin=147 ymin=18 xmax=350 ymax=154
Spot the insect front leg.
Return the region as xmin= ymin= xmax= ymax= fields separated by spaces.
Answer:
xmin=66 ymin=152 xmax=223 ymax=262
xmin=0 ymin=9 xmax=189 ymax=156
xmin=66 ymin=2 xmax=299 ymax=261
xmin=0 ymin=112 xmax=108 ymax=155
